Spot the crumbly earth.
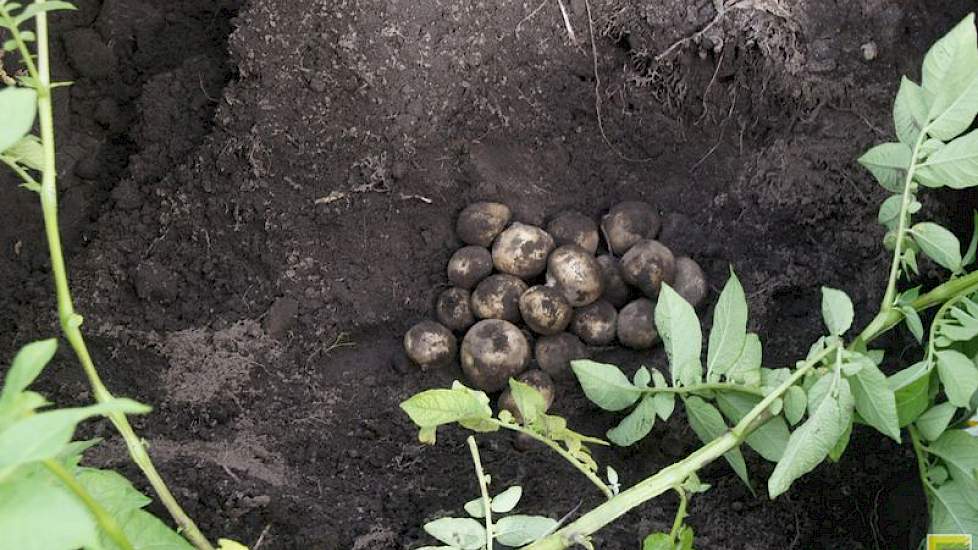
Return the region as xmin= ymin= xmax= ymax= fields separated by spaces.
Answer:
xmin=1 ymin=0 xmax=974 ymax=548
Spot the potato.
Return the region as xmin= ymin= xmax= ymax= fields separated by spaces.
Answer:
xmin=492 ymin=222 xmax=556 ymax=279
xmin=435 ymin=287 xmax=476 ymax=332
xmin=498 ymin=370 xmax=556 ymax=423
xmin=673 ymin=256 xmax=708 ymax=309
xmin=456 ymin=202 xmax=512 ymax=247
xmin=601 ymin=201 xmax=662 ymax=255
xmin=535 ymin=332 xmax=589 ymax=379
xmin=519 ymin=286 xmax=572 ymax=336
xmin=617 ymin=298 xmax=659 ymax=349
xmin=571 ymin=300 xmax=618 ymax=345
xmin=620 ymin=240 xmax=676 ymax=298
xmin=461 ymin=319 xmax=531 ymax=392
xmin=546 ymin=245 xmax=604 ymax=307
xmin=547 ymin=211 xmax=599 ymax=254
xmin=403 ymin=321 xmax=457 ymax=369
xmin=447 ymin=246 xmax=493 ymax=289
xmin=471 ymin=274 xmax=528 ymax=322
xmin=595 ymin=254 xmax=631 ymax=308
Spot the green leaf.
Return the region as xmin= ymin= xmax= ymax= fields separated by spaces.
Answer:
xmin=509 ymin=379 xmax=546 ymax=425
xmin=784 ymin=386 xmax=807 ymax=426
xmin=607 ymin=395 xmax=656 ymax=447
xmin=917 ymin=129 xmax=978 ymax=189
xmin=936 ymin=350 xmax=978 ymax=407
xmin=495 ymin=515 xmax=558 ymax=546
xmin=1 ymin=134 xmax=43 ymax=170
xmin=890 ymin=361 xmax=932 ymax=426
xmin=0 ymin=398 xmax=150 ymax=474
xmin=112 ymin=508 xmax=194 ymax=550
xmin=463 ymin=497 xmax=485 ymax=518
xmin=571 ymin=360 xmax=641 ymax=411
xmin=651 ymin=370 xmax=676 ymax=420
xmin=917 ymin=402 xmax=958 ymax=441
xmin=676 ymin=525 xmax=695 ymax=550
xmin=0 ymin=474 xmax=99 ymax=550
xmin=821 ymin=287 xmax=854 ymax=336
xmin=930 ymin=480 xmax=978 ymax=538
xmin=901 ymin=305 xmax=925 ymax=343
xmin=13 ymin=1 xmax=77 ymax=25
xmin=707 ymin=270 xmax=748 ymax=379
xmin=921 ymin=14 xmax=978 ymax=140
xmin=642 ymin=533 xmax=672 ymax=550
xmin=964 ymin=211 xmax=978 ymax=266
xmin=0 ymin=87 xmax=38 ymax=154
xmin=685 ymin=396 xmax=750 ymax=487
xmin=634 ymin=366 xmax=652 ymax=388
xmin=715 ymin=391 xmax=790 ymax=462
xmin=894 ymin=77 xmax=929 ymax=144
xmin=846 ymin=358 xmax=901 ymax=442
xmin=877 ymin=194 xmax=903 ymax=229
xmin=655 ymin=284 xmax=703 ymax=386
xmin=858 ymin=142 xmax=912 ymax=192
xmin=912 ymin=222 xmax=963 ymax=271
xmin=726 ymin=333 xmax=762 ymax=386
xmin=423 ymin=517 xmax=486 ymax=549
xmin=828 ymin=421 xmax=853 ymax=463
xmin=76 ymin=468 xmax=151 ymax=518
xmin=768 ymin=378 xmax=854 ymax=498
xmin=400 ymin=386 xmax=492 ymax=428
xmin=0 ymin=338 xmax=57 ymax=409
xmin=930 ymin=430 xmax=978 ymax=491
xmin=490 ymin=485 xmax=522 ymax=514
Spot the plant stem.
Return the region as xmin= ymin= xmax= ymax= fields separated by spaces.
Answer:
xmin=668 ymin=487 xmax=688 ymax=542
xmin=43 ymin=459 xmax=135 ymax=550
xmin=468 ymin=436 xmax=494 ymax=550
xmin=28 ymin=4 xmax=214 ymax=549
xmin=492 ymin=421 xmax=613 ymax=500
xmin=908 ymin=425 xmax=931 ymax=493
xmin=643 ymin=382 xmax=766 ymax=398
xmin=881 ymin=129 xmax=928 ymax=310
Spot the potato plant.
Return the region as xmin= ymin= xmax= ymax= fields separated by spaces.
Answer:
xmin=0 ymin=2 xmax=240 ymax=548
xmin=403 ymin=14 xmax=978 ymax=549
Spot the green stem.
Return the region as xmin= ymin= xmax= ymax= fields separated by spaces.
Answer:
xmin=492 ymin=420 xmax=613 ymax=500
xmin=881 ymin=129 xmax=928 ymax=310
xmin=908 ymin=426 xmax=931 ymax=492
xmin=468 ymin=437 xmax=493 ymax=550
xmin=643 ymin=382 xmax=766 ymax=398
xmin=668 ymin=488 xmax=688 ymax=543
xmin=28 ymin=4 xmax=214 ymax=550
xmin=43 ymin=459 xmax=135 ymax=550
xmin=0 ymin=6 xmax=40 ymax=80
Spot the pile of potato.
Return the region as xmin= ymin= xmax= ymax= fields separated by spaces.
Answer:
xmin=403 ymin=201 xmax=707 ymax=415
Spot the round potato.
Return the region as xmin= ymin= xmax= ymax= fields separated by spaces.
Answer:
xmin=403 ymin=321 xmax=457 ymax=369
xmin=457 ymin=202 xmax=512 ymax=247
xmin=620 ymin=240 xmax=676 ymax=298
xmin=595 ymin=254 xmax=631 ymax=308
xmin=571 ymin=300 xmax=618 ymax=346
xmin=492 ymin=222 xmax=555 ymax=279
xmin=547 ymin=211 xmax=599 ymax=254
xmin=519 ymin=286 xmax=573 ymax=336
xmin=498 ymin=370 xmax=556 ymax=423
xmin=546 ymin=245 xmax=604 ymax=307
xmin=617 ymin=298 xmax=658 ymax=349
xmin=471 ymin=274 xmax=528 ymax=322
xmin=535 ymin=332 xmax=589 ymax=379
xmin=461 ymin=319 xmax=531 ymax=392
xmin=673 ymin=257 xmax=708 ymax=309
xmin=447 ymin=246 xmax=493 ymax=289
xmin=435 ymin=287 xmax=476 ymax=332
xmin=601 ymin=201 xmax=662 ymax=255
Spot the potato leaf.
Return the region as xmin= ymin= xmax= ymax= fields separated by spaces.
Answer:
xmin=655 ymin=284 xmax=702 ymax=386
xmin=423 ymin=517 xmax=485 ymax=549
xmin=2 ymin=134 xmax=43 ymax=170
xmin=912 ymin=222 xmax=963 ymax=271
xmin=494 ymin=515 xmax=558 ymax=546
xmin=642 ymin=533 xmax=672 ymax=550
xmin=921 ymin=14 xmax=978 ymax=140
xmin=400 ymin=386 xmax=492 ymax=430
xmin=725 ymin=334 xmax=762 ymax=387
xmin=858 ymin=142 xmax=912 ymax=192
xmin=0 ymin=339 xmax=57 ymax=410
xmin=0 ymin=474 xmax=99 ymax=550
xmin=684 ymin=396 xmax=750 ymax=487
xmin=877 ymin=194 xmax=904 ymax=229
xmin=607 ymin=395 xmax=656 ymax=447
xmin=916 ymin=402 xmax=958 ymax=441
xmin=715 ymin=391 xmax=790 ymax=462
xmin=76 ymin=468 xmax=151 ymax=518
xmin=930 ymin=480 xmax=978 ymax=538
xmin=889 ymin=361 xmax=932 ymax=427
xmin=821 ymin=287 xmax=854 ymax=336
xmin=846 ymin=356 xmax=901 ymax=442
xmin=917 ymin=129 xmax=978 ymax=189
xmin=707 ymin=270 xmax=748 ymax=380
xmin=936 ymin=350 xmax=978 ymax=407
xmin=490 ymin=485 xmax=522 ymax=514
xmin=783 ymin=386 xmax=807 ymax=426
xmin=571 ymin=360 xmax=642 ymax=411
xmin=0 ymin=87 xmax=38 ymax=154
xmin=893 ymin=76 xmax=929 ymax=144
xmin=509 ymin=379 xmax=546 ymax=425
xmin=112 ymin=508 xmax=194 ymax=550
xmin=930 ymin=430 xmax=978 ymax=491
xmin=768 ymin=379 xmax=854 ymax=498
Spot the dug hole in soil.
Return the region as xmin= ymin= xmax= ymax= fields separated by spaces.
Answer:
xmin=2 ymin=0 xmax=976 ymax=548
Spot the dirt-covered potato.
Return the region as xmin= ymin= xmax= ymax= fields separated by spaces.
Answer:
xmin=457 ymin=202 xmax=512 ymax=247
xmin=491 ymin=222 xmax=555 ymax=279
xmin=535 ymin=332 xmax=589 ymax=378
xmin=470 ymin=274 xmax=528 ymax=322
xmin=570 ymin=300 xmax=618 ymax=345
xmin=498 ymin=369 xmax=556 ymax=422
xmin=601 ymin=201 xmax=662 ymax=255
xmin=461 ymin=319 xmax=531 ymax=392
xmin=595 ymin=254 xmax=631 ymax=308
xmin=617 ymin=298 xmax=658 ymax=349
xmin=435 ymin=287 xmax=476 ymax=332
xmin=547 ymin=211 xmax=599 ymax=254
xmin=519 ymin=286 xmax=572 ymax=336
xmin=447 ymin=246 xmax=493 ymax=289
xmin=403 ymin=320 xmax=457 ymax=369
xmin=673 ymin=256 xmax=708 ymax=309
xmin=546 ymin=245 xmax=604 ymax=307
xmin=620 ymin=240 xmax=676 ymax=298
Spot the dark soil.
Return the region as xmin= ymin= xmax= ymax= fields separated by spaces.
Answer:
xmin=1 ymin=0 xmax=975 ymax=548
